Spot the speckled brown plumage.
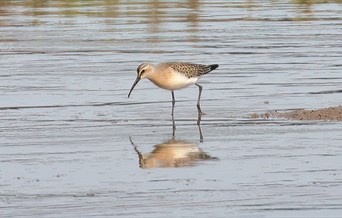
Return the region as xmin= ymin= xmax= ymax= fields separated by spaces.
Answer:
xmin=157 ymin=62 xmax=218 ymax=78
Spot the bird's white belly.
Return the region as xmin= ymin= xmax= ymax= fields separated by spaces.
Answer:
xmin=150 ymin=73 xmax=199 ymax=91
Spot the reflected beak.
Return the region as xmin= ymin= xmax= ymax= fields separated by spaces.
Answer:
xmin=128 ymin=76 xmax=141 ymax=98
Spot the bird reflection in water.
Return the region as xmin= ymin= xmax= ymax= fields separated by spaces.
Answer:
xmin=129 ymin=115 xmax=217 ymax=169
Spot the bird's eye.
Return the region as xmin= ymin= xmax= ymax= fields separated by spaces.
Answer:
xmin=140 ymin=69 xmax=145 ymax=75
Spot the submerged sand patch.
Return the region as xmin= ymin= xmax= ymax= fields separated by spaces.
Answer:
xmin=250 ymin=106 xmax=342 ymax=121
xmin=275 ymin=106 xmax=342 ymax=121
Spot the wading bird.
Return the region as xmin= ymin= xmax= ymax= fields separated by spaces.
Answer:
xmin=128 ymin=62 xmax=219 ymax=117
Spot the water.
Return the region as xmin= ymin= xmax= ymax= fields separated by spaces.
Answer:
xmin=1 ymin=0 xmax=342 ymax=217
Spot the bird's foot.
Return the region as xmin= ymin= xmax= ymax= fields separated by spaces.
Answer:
xmin=197 ymin=110 xmax=206 ymax=117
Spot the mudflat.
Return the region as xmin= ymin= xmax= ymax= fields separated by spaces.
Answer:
xmin=276 ymin=106 xmax=342 ymax=121
xmin=1 ymin=1 xmax=342 ymax=217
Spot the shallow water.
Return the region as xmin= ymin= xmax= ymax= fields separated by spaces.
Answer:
xmin=1 ymin=0 xmax=342 ymax=217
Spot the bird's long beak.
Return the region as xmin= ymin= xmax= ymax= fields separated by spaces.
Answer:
xmin=128 ymin=76 xmax=141 ymax=98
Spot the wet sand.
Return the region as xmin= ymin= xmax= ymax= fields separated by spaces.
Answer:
xmin=275 ymin=106 xmax=342 ymax=121
xmin=251 ymin=105 xmax=342 ymax=121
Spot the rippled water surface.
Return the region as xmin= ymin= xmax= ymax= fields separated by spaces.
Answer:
xmin=1 ymin=0 xmax=342 ymax=217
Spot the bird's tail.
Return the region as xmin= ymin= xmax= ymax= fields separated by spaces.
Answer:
xmin=210 ymin=64 xmax=219 ymax=71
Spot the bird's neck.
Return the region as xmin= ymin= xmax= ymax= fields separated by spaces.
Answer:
xmin=145 ymin=68 xmax=157 ymax=80
xmin=145 ymin=69 xmax=165 ymax=88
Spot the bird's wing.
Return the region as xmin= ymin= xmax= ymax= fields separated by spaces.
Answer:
xmin=169 ymin=63 xmax=213 ymax=78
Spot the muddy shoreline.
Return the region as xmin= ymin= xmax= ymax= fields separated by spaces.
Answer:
xmin=276 ymin=105 xmax=342 ymax=121
xmin=252 ymin=105 xmax=342 ymax=121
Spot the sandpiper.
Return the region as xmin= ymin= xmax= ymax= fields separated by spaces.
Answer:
xmin=128 ymin=62 xmax=219 ymax=117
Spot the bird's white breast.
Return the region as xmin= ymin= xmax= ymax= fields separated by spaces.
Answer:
xmin=149 ymin=72 xmax=198 ymax=91
xmin=145 ymin=65 xmax=201 ymax=91
xmin=168 ymin=73 xmax=199 ymax=90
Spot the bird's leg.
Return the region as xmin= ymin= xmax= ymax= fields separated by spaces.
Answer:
xmin=171 ymin=91 xmax=176 ymax=118
xmin=172 ymin=114 xmax=176 ymax=140
xmin=195 ymin=83 xmax=203 ymax=116
xmin=197 ymin=105 xmax=203 ymax=126
xmin=171 ymin=91 xmax=177 ymax=139
xmin=129 ymin=137 xmax=144 ymax=168
xmin=197 ymin=118 xmax=204 ymax=142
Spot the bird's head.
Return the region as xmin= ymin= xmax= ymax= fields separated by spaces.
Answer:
xmin=128 ymin=63 xmax=154 ymax=98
